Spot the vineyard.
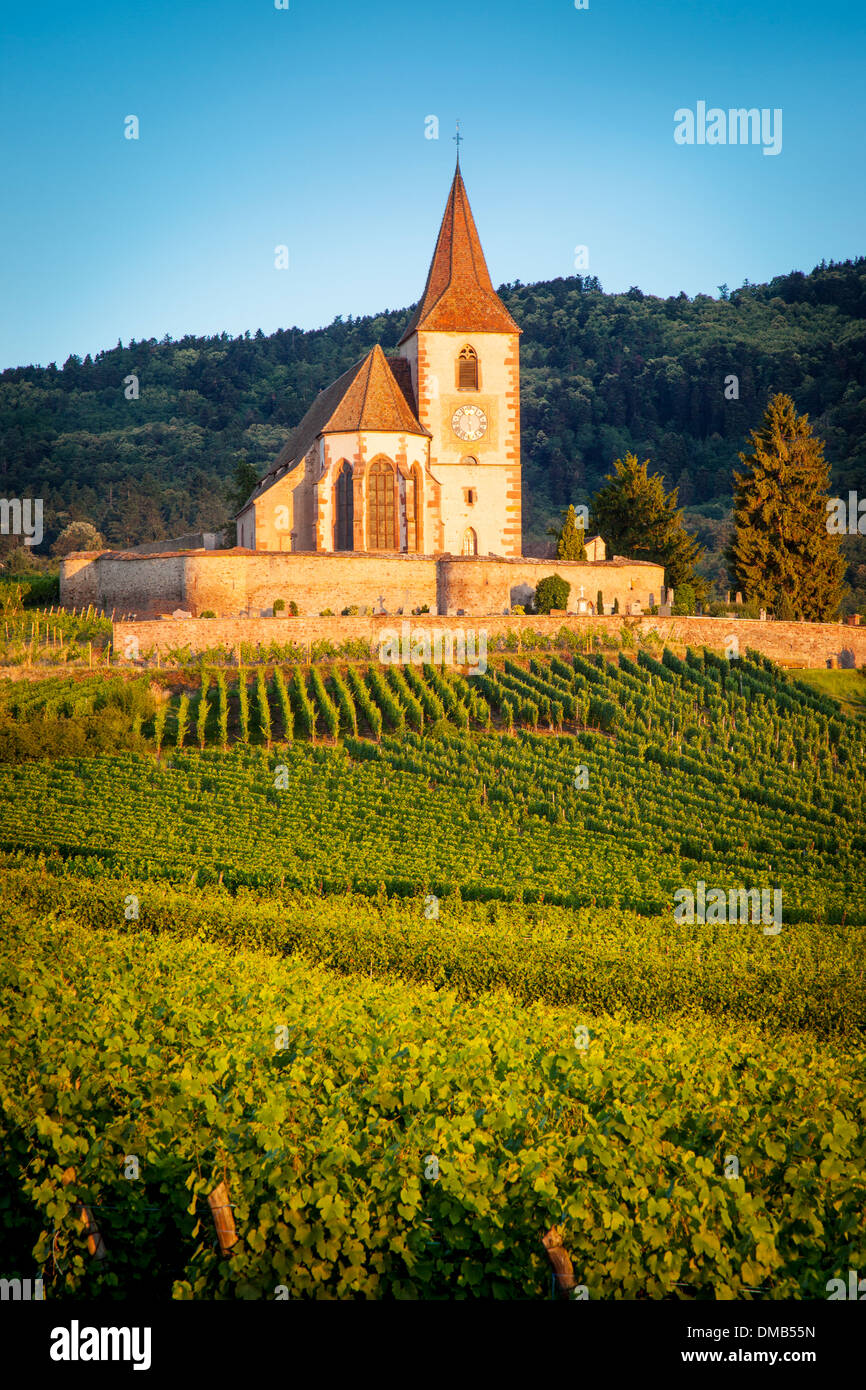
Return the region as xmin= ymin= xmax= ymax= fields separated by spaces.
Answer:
xmin=0 ymin=645 xmax=864 ymax=1299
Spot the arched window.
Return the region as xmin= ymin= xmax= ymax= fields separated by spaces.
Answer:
xmin=333 ymin=460 xmax=354 ymax=551
xmin=367 ymin=458 xmax=396 ymax=550
xmin=457 ymin=345 xmax=478 ymax=390
xmin=461 ymin=527 xmax=478 ymax=557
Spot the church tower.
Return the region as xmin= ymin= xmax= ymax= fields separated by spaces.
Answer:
xmin=398 ymin=161 xmax=522 ymax=558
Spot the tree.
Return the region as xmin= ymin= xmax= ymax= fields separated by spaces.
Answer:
xmin=590 ymin=453 xmax=706 ymax=600
xmin=225 ymin=453 xmax=260 ymax=517
xmin=535 ymin=574 xmax=570 ymax=613
xmin=547 ymin=504 xmax=587 ymax=559
xmin=726 ymin=393 xmax=846 ymax=620
xmin=50 ymin=521 xmax=105 ymax=556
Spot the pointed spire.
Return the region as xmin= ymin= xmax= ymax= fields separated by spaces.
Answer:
xmin=399 ymin=167 xmax=520 ymax=344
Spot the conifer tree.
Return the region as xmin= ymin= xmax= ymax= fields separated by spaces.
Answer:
xmin=590 ymin=454 xmax=706 ymax=599
xmin=548 ymin=504 xmax=587 ymax=559
xmin=727 ymin=393 xmax=846 ymax=620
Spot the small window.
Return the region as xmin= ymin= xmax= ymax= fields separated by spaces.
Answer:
xmin=463 ymin=488 xmax=477 ymax=506
xmin=461 ymin=455 xmax=478 ymax=467
xmin=458 ymin=345 xmax=478 ymax=390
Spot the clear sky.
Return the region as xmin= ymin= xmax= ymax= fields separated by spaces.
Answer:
xmin=1 ymin=0 xmax=863 ymax=369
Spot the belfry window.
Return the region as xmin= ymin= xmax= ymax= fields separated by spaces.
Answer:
xmin=461 ymin=527 xmax=478 ymax=557
xmin=458 ymin=345 xmax=478 ymax=390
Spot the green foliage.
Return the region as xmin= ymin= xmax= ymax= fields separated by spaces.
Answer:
xmin=255 ymin=668 xmax=272 ymax=748
xmin=591 ymin=453 xmax=706 ymax=598
xmin=727 ymin=393 xmax=847 ymax=620
xmin=226 ymin=454 xmax=260 ymax=517
xmin=216 ymin=672 xmax=229 ymax=750
xmin=237 ymin=674 xmax=250 ymax=745
xmin=672 ymin=582 xmax=697 ymax=616
xmin=535 ymin=574 xmax=570 ymax=614
xmin=548 ymin=504 xmax=587 ymax=560
xmin=272 ymin=667 xmax=294 ymax=742
xmin=0 ymin=890 xmax=862 ymax=1299
xmin=175 ymin=693 xmax=190 ymax=750
xmin=290 ymin=668 xmax=316 ymax=741
xmin=196 ymin=674 xmax=210 ymax=750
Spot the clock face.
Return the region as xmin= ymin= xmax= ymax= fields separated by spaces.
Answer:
xmin=451 ymin=404 xmax=487 ymax=443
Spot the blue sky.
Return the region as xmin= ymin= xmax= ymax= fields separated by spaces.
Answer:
xmin=1 ymin=0 xmax=863 ymax=369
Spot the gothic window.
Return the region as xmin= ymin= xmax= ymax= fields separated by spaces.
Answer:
xmin=457 ymin=345 xmax=478 ymax=390
xmin=461 ymin=527 xmax=478 ymax=557
xmin=367 ymin=458 xmax=396 ymax=550
xmin=333 ymin=460 xmax=354 ymax=551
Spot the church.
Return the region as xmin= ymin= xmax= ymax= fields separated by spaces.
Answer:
xmin=235 ymin=158 xmax=525 ymax=560
xmin=60 ymin=161 xmax=664 ymax=620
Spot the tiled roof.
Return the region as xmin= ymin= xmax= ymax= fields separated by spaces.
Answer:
xmin=324 ymin=344 xmax=427 ymax=435
xmin=246 ymin=346 xmax=428 ymax=508
xmin=399 ymin=164 xmax=521 ymax=344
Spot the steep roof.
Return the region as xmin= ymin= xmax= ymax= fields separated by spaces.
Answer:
xmin=399 ymin=164 xmax=521 ymax=344
xmin=246 ymin=345 xmax=428 ymax=507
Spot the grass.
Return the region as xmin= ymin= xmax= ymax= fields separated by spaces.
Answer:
xmin=793 ymin=667 xmax=866 ymax=717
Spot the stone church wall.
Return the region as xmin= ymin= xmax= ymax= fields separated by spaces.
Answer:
xmin=437 ymin=556 xmax=663 ymax=614
xmin=62 ymin=549 xmax=665 ymax=619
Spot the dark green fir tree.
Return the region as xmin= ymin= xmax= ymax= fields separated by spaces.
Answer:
xmin=547 ymin=504 xmax=587 ymax=559
xmin=727 ymin=393 xmax=846 ymax=620
xmin=590 ymin=453 xmax=706 ymax=600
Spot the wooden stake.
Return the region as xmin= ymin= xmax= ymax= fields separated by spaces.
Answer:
xmin=542 ymin=1226 xmax=577 ymax=1297
xmin=60 ymin=1167 xmax=108 ymax=1261
xmin=208 ymin=1180 xmax=238 ymax=1254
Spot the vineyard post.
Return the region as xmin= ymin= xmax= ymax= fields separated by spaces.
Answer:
xmin=88 ymin=642 xmax=92 ymax=669
xmin=208 ymin=1180 xmax=238 ymax=1254
xmin=61 ymin=1167 xmax=108 ymax=1261
xmin=542 ymin=1226 xmax=577 ymax=1298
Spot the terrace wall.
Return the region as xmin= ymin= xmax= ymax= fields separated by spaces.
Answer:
xmin=111 ymin=611 xmax=866 ymax=668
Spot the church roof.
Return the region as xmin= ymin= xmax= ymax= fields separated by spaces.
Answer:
xmin=245 ymin=345 xmax=428 ymax=508
xmin=398 ymin=164 xmax=521 ymax=344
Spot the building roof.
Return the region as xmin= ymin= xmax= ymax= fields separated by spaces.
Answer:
xmin=398 ymin=163 xmax=521 ymax=344
xmin=244 ymin=344 xmax=428 ymax=510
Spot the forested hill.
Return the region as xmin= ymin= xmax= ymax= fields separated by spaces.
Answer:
xmin=1 ymin=257 xmax=864 ymax=559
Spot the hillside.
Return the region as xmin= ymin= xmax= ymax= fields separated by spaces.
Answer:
xmin=2 ymin=257 xmax=865 ymax=594
xmin=0 ymin=643 xmax=863 ymax=1298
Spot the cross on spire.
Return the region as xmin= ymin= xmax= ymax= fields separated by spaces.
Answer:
xmin=453 ymin=120 xmax=462 ymax=164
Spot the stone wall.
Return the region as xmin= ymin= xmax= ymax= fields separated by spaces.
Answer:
xmin=111 ymin=610 xmax=866 ymax=668
xmin=62 ymin=548 xmax=664 ymax=619
xmin=437 ymin=556 xmax=664 ymax=615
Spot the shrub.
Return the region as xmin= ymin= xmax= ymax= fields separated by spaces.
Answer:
xmin=288 ymin=601 xmax=299 ymax=617
xmin=341 ymin=605 xmax=360 ymax=617
xmin=512 ymin=605 xmax=525 ymax=615
xmin=672 ymin=583 xmax=697 ymax=616
xmin=273 ymin=599 xmax=285 ymax=615
xmin=596 ymin=590 xmax=604 ymax=615
xmin=200 ymin=610 xmax=216 ymax=619
xmin=320 ymin=609 xmax=335 ymax=617
xmin=535 ymin=574 xmax=570 ymax=615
